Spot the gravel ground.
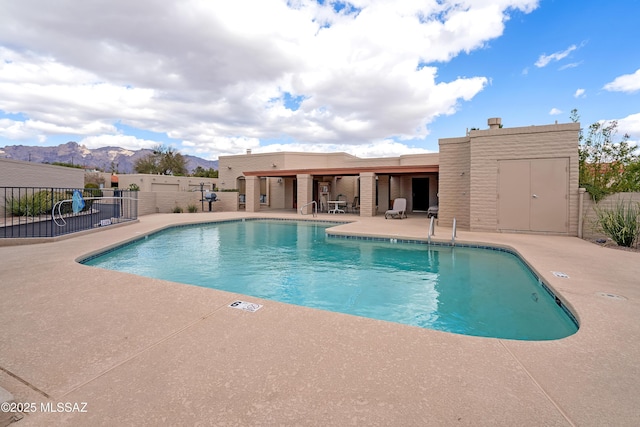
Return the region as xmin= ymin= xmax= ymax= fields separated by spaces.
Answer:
xmin=589 ymin=238 xmax=640 ymax=252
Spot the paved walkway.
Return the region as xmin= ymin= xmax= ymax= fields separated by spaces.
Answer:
xmin=1 ymin=212 xmax=638 ymax=426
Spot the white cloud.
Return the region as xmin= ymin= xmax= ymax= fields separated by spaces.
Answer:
xmin=253 ymin=139 xmax=433 ymax=158
xmin=549 ymin=108 xmax=562 ymax=115
xmin=0 ymin=118 xmax=43 ymax=141
xmin=79 ymin=134 xmax=160 ymax=151
xmin=574 ymin=88 xmax=586 ymax=98
xmin=617 ymin=112 xmax=640 ymax=138
xmin=559 ymin=61 xmax=582 ymax=70
xmin=535 ymin=45 xmax=577 ymax=68
xmin=603 ymin=69 xmax=640 ymax=93
xmin=0 ymin=0 xmax=539 ymax=158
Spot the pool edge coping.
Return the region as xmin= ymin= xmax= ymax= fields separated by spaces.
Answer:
xmin=76 ymin=216 xmax=580 ymax=334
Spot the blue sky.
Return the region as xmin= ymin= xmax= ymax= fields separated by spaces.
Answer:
xmin=0 ymin=0 xmax=638 ymax=160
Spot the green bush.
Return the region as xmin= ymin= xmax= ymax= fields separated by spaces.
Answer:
xmin=173 ymin=206 xmax=184 ymax=213
xmin=83 ymin=184 xmax=103 ymax=210
xmin=187 ymin=204 xmax=198 ymax=213
xmin=594 ymin=199 xmax=640 ymax=247
xmin=84 ymin=183 xmax=103 ymax=197
xmin=7 ymin=190 xmax=68 ymax=216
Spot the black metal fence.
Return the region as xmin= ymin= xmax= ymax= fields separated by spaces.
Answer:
xmin=1 ymin=187 xmax=138 ymax=238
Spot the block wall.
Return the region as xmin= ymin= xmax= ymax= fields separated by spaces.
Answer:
xmin=96 ymin=173 xmax=217 ymax=192
xmin=297 ymin=174 xmax=314 ymax=214
xmin=468 ymin=123 xmax=579 ymax=234
xmin=0 ymin=159 xmax=84 ymax=188
xmin=136 ymin=191 xmax=240 ymax=214
xmin=359 ymin=173 xmax=376 ymax=217
xmin=581 ymin=192 xmax=640 ymax=241
xmin=438 ymin=137 xmax=471 ymax=229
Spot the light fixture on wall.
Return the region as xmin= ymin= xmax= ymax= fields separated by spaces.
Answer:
xmin=227 ymin=166 xmax=232 ymax=169
xmin=460 ymin=171 xmax=465 ymax=176
xmin=271 ymin=163 xmax=277 ymax=168
xmin=277 ymin=178 xmax=282 ymax=184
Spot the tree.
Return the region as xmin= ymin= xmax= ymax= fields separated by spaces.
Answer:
xmin=571 ymin=109 xmax=640 ymax=202
xmin=192 ymin=166 xmax=218 ymax=178
xmin=50 ymin=161 xmax=84 ymax=169
xmin=133 ymin=154 xmax=158 ymax=174
xmin=134 ymin=145 xmax=188 ymax=176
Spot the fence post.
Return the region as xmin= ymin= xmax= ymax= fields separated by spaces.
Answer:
xmin=578 ymin=188 xmax=586 ymax=239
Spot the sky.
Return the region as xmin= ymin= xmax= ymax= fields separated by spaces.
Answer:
xmin=0 ymin=0 xmax=639 ymax=160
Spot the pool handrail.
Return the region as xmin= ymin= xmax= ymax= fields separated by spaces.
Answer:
xmin=428 ymin=215 xmax=435 ymax=244
xmin=452 ymin=217 xmax=457 ymax=246
xmin=52 ymin=196 xmax=137 ymax=227
xmin=299 ymin=200 xmax=317 ymax=217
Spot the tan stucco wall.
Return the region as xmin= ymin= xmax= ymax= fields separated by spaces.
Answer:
xmin=469 ymin=123 xmax=579 ymax=234
xmin=136 ymin=190 xmax=237 ymax=214
xmin=0 ymin=158 xmax=84 ymax=188
xmin=359 ymin=173 xmax=376 ymax=217
xmin=438 ymin=137 xmax=471 ymax=229
xmin=218 ymin=151 xmax=439 ymax=188
xmin=438 ymin=122 xmax=580 ymax=235
xmin=297 ymin=174 xmax=314 ymax=214
xmin=95 ymin=173 xmax=217 ymax=193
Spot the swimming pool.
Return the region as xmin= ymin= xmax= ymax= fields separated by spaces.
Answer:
xmin=81 ymin=219 xmax=578 ymax=340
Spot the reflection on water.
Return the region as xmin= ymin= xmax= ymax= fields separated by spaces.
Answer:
xmin=83 ymin=220 xmax=578 ymax=340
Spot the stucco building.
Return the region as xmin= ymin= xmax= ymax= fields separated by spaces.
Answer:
xmin=1 ymin=117 xmax=580 ymax=235
xmin=219 ymin=118 xmax=580 ymax=235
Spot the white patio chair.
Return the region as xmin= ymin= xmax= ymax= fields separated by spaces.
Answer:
xmin=384 ymin=198 xmax=407 ymax=219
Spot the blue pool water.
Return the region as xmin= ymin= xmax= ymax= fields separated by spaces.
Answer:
xmin=81 ymin=219 xmax=578 ymax=340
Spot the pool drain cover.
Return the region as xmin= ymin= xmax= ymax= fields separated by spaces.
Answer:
xmin=229 ymin=300 xmax=263 ymax=312
xmin=595 ymin=292 xmax=627 ymax=301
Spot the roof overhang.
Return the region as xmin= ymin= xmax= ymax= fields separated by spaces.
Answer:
xmin=243 ymin=165 xmax=438 ymax=177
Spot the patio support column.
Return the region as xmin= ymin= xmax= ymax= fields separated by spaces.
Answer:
xmin=297 ymin=174 xmax=313 ymax=214
xmin=245 ymin=176 xmax=261 ymax=212
xmin=359 ymin=172 xmax=377 ymax=217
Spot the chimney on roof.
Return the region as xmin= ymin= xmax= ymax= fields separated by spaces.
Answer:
xmin=488 ymin=117 xmax=502 ymax=129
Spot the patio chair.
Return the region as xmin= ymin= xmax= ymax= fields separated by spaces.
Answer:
xmin=320 ymin=195 xmax=328 ymax=213
xmin=385 ymin=198 xmax=407 ymax=219
xmin=349 ymin=196 xmax=360 ymax=214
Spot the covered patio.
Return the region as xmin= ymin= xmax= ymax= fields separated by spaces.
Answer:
xmin=241 ymin=164 xmax=439 ymax=217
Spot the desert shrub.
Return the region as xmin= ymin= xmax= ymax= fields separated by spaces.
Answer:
xmin=594 ymin=199 xmax=640 ymax=247
xmin=8 ymin=190 xmax=67 ymax=216
xmin=83 ymin=183 xmax=103 ymax=210
xmin=173 ymin=206 xmax=184 ymax=213
xmin=128 ymin=183 xmax=140 ymax=191
xmin=187 ymin=204 xmax=198 ymax=213
xmin=84 ymin=183 xmax=103 ymax=197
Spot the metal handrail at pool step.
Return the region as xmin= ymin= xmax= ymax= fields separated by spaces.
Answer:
xmin=299 ymin=200 xmax=317 ymax=217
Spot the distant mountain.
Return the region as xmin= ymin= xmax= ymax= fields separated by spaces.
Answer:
xmin=0 ymin=142 xmax=218 ymax=174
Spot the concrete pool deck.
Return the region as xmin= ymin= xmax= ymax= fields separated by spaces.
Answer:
xmin=1 ymin=212 xmax=638 ymax=426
